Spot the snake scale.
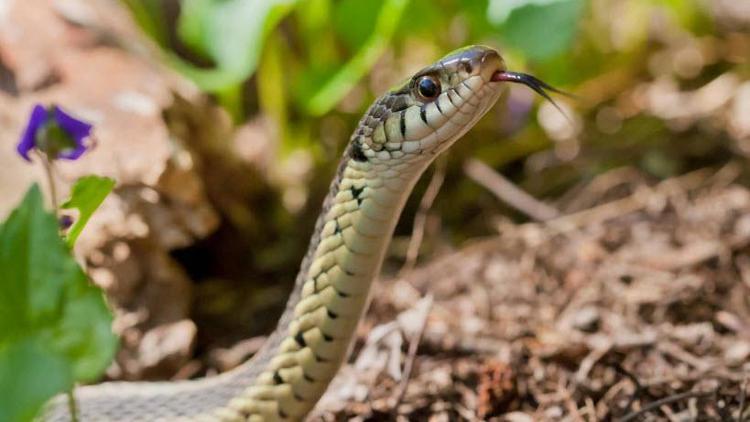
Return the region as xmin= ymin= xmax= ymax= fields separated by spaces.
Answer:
xmin=43 ymin=45 xmax=563 ymax=422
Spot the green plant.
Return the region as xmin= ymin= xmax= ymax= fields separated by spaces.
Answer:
xmin=1 ymin=104 xmax=117 ymax=422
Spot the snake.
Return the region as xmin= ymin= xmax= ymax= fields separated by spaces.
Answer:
xmin=43 ymin=45 xmax=565 ymax=422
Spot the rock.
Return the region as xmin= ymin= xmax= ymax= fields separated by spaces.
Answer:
xmin=572 ymin=306 xmax=601 ymax=332
xmin=138 ymin=319 xmax=198 ymax=380
xmin=724 ymin=340 xmax=750 ymax=365
xmin=501 ymin=412 xmax=535 ymax=422
xmin=208 ymin=336 xmax=267 ymax=372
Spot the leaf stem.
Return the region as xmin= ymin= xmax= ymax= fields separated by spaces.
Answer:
xmin=67 ymin=390 xmax=79 ymax=422
xmin=40 ymin=153 xmax=58 ymax=214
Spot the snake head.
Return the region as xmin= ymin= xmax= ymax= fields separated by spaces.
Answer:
xmin=347 ymin=45 xmax=568 ymax=168
xmin=348 ymin=45 xmax=508 ymax=165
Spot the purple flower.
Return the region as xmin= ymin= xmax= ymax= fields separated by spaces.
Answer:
xmin=59 ymin=214 xmax=74 ymax=230
xmin=17 ymin=104 xmax=93 ymax=162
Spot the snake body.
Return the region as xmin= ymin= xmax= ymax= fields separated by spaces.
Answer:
xmin=44 ymin=46 xmax=509 ymax=421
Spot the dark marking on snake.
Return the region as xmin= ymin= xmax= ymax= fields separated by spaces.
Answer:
xmin=350 ymin=137 xmax=367 ymax=162
xmin=313 ymin=273 xmax=322 ymax=293
xmin=447 ymin=90 xmax=458 ymax=106
xmin=322 ymin=332 xmax=334 ymax=342
xmin=279 ymin=408 xmax=289 ymax=419
xmin=344 ymin=269 xmax=355 ymax=276
xmin=385 ymin=142 xmax=400 ymax=151
xmin=399 ymin=110 xmax=406 ymax=138
xmin=294 ymin=332 xmax=307 ymax=348
xmin=454 ymin=86 xmax=466 ymax=100
xmin=351 ymin=185 xmax=364 ymax=206
xmin=327 ymin=308 xmax=339 ymax=319
xmin=273 ymin=370 xmax=283 ymax=385
xmin=371 ymin=105 xmax=385 ymax=119
xmin=435 ymin=98 xmax=443 ymax=114
xmin=303 ymin=371 xmax=316 ymax=383
xmin=420 ymin=105 xmax=428 ymax=125
xmin=314 ymin=353 xmax=330 ymax=363
xmin=334 ymin=219 xmax=342 ymax=235
xmin=332 ymin=285 xmax=350 ymax=298
xmin=351 ymin=185 xmax=364 ymax=199
xmin=293 ymin=390 xmax=305 ymax=401
xmin=321 ymin=259 xmax=337 ymax=273
xmin=385 ymin=94 xmax=410 ymax=112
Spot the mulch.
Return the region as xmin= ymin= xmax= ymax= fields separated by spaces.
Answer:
xmin=312 ymin=164 xmax=750 ymax=421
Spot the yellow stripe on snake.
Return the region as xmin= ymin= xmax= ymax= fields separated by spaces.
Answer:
xmin=43 ymin=45 xmax=563 ymax=422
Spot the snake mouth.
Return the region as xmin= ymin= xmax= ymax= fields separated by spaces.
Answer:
xmin=491 ymin=70 xmax=574 ymax=118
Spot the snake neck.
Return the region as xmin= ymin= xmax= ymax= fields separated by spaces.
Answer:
xmin=217 ymin=148 xmax=429 ymax=421
xmin=43 ymin=149 xmax=429 ymax=422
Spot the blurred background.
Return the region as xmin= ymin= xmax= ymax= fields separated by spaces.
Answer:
xmin=2 ymin=0 xmax=750 ymax=419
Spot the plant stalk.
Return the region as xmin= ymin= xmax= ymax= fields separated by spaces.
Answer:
xmin=67 ymin=390 xmax=79 ymax=422
xmin=40 ymin=153 xmax=58 ymax=214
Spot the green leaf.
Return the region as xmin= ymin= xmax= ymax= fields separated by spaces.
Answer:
xmin=332 ymin=0 xmax=382 ymax=51
xmin=61 ymin=175 xmax=115 ymax=247
xmin=489 ymin=0 xmax=585 ymax=61
xmin=0 ymin=339 xmax=71 ymax=422
xmin=0 ymin=185 xmax=117 ymax=421
xmin=176 ymin=0 xmax=213 ymax=58
xmin=174 ymin=0 xmax=298 ymax=91
xmin=120 ymin=0 xmax=169 ymax=47
xmin=304 ymin=0 xmax=410 ymax=116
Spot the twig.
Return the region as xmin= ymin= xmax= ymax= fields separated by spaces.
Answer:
xmin=558 ymin=382 xmax=584 ymax=422
xmin=558 ymin=166 xmax=643 ymax=212
xmin=659 ymin=404 xmax=680 ymax=422
xmin=391 ymin=295 xmax=433 ymax=410
xmin=575 ymin=345 xmax=611 ymax=383
xmin=715 ymin=384 xmax=734 ymax=421
xmin=739 ymin=378 xmax=748 ymax=422
xmin=617 ymin=390 xmax=713 ymax=422
xmin=657 ymin=341 xmax=713 ymax=372
xmin=706 ymin=161 xmax=742 ymax=190
xmin=545 ymin=167 xmax=713 ymax=234
xmin=400 ymin=158 xmax=446 ymax=275
xmin=464 ymin=158 xmax=559 ymax=221
xmin=609 ymin=362 xmax=648 ymax=414
xmin=584 ymin=397 xmax=597 ymax=422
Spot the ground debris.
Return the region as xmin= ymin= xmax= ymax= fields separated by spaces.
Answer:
xmin=315 ymin=166 xmax=750 ymax=421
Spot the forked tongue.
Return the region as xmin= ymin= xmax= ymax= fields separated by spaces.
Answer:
xmin=491 ymin=70 xmax=575 ymax=124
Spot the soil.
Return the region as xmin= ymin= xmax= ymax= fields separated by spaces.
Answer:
xmin=311 ymin=165 xmax=750 ymax=421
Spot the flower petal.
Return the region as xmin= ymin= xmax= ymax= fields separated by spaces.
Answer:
xmin=53 ymin=106 xmax=92 ymax=143
xmin=57 ymin=143 xmax=89 ymax=160
xmin=53 ymin=106 xmax=93 ymax=161
xmin=16 ymin=105 xmax=48 ymax=162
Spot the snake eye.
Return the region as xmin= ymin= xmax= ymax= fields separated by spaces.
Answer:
xmin=416 ymin=76 xmax=441 ymax=101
